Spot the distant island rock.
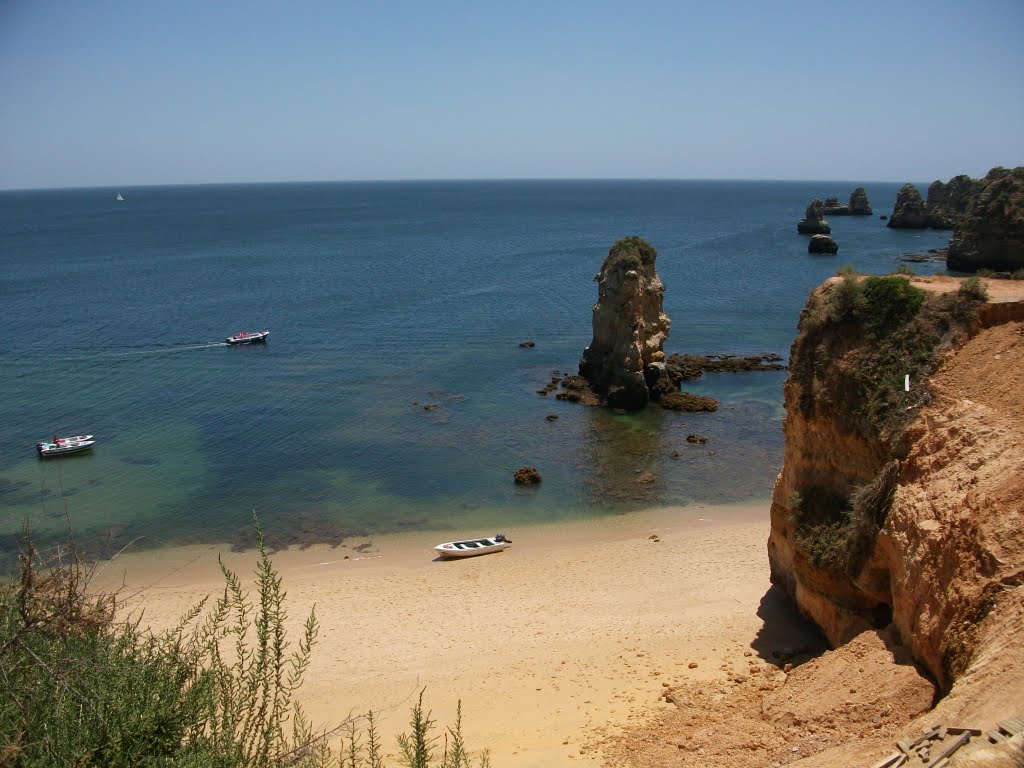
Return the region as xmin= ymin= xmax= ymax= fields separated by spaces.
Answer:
xmin=797 ymin=199 xmax=831 ymax=234
xmin=821 ymin=188 xmax=873 ymax=217
xmin=808 ymin=234 xmax=839 ymax=254
xmin=887 ymin=183 xmax=930 ymax=228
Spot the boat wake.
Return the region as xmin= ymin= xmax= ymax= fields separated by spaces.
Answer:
xmin=107 ymin=341 xmax=229 ymax=357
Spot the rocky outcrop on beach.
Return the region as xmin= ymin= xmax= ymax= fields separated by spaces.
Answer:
xmin=796 ymin=199 xmax=831 ymax=234
xmin=767 ymin=274 xmax=1024 ymax=726
xmin=575 ymin=237 xmax=673 ymax=411
xmin=808 ymin=234 xmax=838 ymax=254
xmin=947 ymin=166 xmax=1024 ymax=273
xmin=887 ymin=183 xmax=930 ymax=228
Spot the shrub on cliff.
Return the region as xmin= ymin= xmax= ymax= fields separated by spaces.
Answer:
xmin=601 ymin=236 xmax=658 ymax=273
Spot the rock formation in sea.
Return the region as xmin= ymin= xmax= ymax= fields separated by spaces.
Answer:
xmin=767 ymin=272 xmax=1024 ymax=727
xmin=925 ymin=174 xmax=979 ymax=229
xmin=886 ymin=183 xmax=930 ymax=228
xmin=947 ymin=166 xmax=1024 ymax=272
xmin=575 ymin=237 xmax=672 ymax=411
xmin=848 ymin=187 xmax=872 ymax=215
xmin=808 ymin=234 xmax=838 ymax=254
xmin=796 ymin=199 xmax=831 ymax=234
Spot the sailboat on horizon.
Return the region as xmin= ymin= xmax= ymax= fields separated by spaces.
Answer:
xmin=116 ymin=192 xmax=124 ymax=201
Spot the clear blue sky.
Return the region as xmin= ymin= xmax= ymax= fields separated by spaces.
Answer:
xmin=1 ymin=0 xmax=1022 ymax=189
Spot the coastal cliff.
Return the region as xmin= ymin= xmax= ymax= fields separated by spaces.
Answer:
xmin=768 ymin=274 xmax=1024 ymax=720
xmin=577 ymin=237 xmax=672 ymax=411
xmin=948 ymin=166 xmax=1024 ymax=273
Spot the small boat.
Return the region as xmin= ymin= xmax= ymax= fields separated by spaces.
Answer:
xmin=434 ymin=532 xmax=511 ymax=559
xmin=226 ymin=330 xmax=269 ymax=345
xmin=116 ymin=192 xmax=124 ymax=201
xmin=39 ymin=434 xmax=94 ymax=445
xmin=37 ymin=438 xmax=96 ymax=457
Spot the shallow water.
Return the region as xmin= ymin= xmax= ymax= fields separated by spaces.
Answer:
xmin=0 ymin=180 xmax=951 ymax=563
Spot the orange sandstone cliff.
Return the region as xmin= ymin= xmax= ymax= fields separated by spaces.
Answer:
xmin=768 ymin=275 xmax=1024 ymax=728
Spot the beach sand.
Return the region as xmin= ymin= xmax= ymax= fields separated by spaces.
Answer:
xmin=92 ymin=502 xmax=821 ymax=767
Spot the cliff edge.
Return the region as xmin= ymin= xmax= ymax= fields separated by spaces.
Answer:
xmin=768 ymin=274 xmax=1024 ymax=727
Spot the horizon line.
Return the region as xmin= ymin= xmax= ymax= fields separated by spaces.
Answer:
xmin=0 ymin=175 xmax=941 ymax=194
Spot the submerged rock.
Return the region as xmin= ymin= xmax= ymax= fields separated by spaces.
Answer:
xmin=513 ymin=466 xmax=542 ymax=484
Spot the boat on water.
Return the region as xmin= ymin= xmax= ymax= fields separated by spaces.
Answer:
xmin=434 ymin=533 xmax=511 ymax=559
xmin=37 ymin=437 xmax=96 ymax=457
xmin=226 ymin=330 xmax=269 ymax=345
xmin=116 ymin=192 xmax=124 ymax=201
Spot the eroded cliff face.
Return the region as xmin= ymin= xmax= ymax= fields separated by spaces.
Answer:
xmin=769 ymin=275 xmax=1024 ymax=708
xmin=887 ymin=183 xmax=929 ymax=228
xmin=948 ymin=166 xmax=1024 ymax=273
xmin=578 ymin=237 xmax=671 ymax=411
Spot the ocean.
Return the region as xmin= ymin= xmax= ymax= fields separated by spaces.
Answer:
xmin=0 ymin=180 xmax=951 ymax=563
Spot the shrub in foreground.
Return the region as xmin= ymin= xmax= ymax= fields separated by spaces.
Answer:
xmin=0 ymin=522 xmax=490 ymax=767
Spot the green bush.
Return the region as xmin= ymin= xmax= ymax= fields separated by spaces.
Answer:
xmin=958 ymin=275 xmax=989 ymax=301
xmin=602 ymin=236 xmax=658 ymax=272
xmin=860 ymin=276 xmax=925 ymax=336
xmin=1 ymin=523 xmax=492 ymax=768
xmin=826 ymin=272 xmax=866 ymax=322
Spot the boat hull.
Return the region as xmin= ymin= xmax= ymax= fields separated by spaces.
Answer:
xmin=37 ymin=440 xmax=95 ymax=457
xmin=434 ymin=538 xmax=510 ymax=559
xmin=226 ymin=330 xmax=269 ymax=345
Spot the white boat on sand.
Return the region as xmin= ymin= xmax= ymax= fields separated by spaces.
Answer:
xmin=434 ymin=533 xmax=510 ymax=559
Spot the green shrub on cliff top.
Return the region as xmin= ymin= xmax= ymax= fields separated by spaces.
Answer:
xmin=601 ymin=236 xmax=658 ymax=273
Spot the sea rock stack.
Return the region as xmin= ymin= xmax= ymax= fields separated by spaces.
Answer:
xmin=887 ymin=183 xmax=929 ymax=228
xmin=849 ymin=187 xmax=872 ymax=215
xmin=808 ymin=234 xmax=839 ymax=254
xmin=947 ymin=166 xmax=1024 ymax=272
xmin=797 ymin=199 xmax=831 ymax=234
xmin=577 ymin=237 xmax=671 ymax=411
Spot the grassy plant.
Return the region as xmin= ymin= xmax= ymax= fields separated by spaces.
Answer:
xmin=959 ymin=275 xmax=989 ymax=300
xmin=826 ymin=271 xmax=866 ymax=322
xmin=601 ymin=236 xmax=658 ymax=273
xmin=1 ymin=522 xmax=493 ymax=768
xmin=1011 ymin=268 xmax=1024 ymax=280
xmin=835 ymin=263 xmax=857 ymax=276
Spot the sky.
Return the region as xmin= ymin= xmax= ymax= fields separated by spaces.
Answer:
xmin=1 ymin=0 xmax=1022 ymax=189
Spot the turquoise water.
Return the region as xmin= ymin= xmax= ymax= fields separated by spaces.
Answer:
xmin=0 ymin=181 xmax=951 ymax=562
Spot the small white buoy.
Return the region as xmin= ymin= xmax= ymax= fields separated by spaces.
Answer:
xmin=905 ymin=374 xmax=910 ymax=392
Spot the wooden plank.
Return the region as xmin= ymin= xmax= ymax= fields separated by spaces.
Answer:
xmin=946 ymin=726 xmax=983 ymax=737
xmin=869 ymin=752 xmax=906 ymax=768
xmin=987 ymin=729 xmax=1009 ymax=743
xmin=910 ymin=727 xmax=943 ymax=747
xmin=997 ymin=717 xmax=1024 ymax=735
xmin=924 ymin=732 xmax=971 ymax=768
xmin=897 ymin=737 xmax=914 ymax=757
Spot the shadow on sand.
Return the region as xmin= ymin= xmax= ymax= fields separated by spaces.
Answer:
xmin=750 ymin=584 xmax=829 ymax=669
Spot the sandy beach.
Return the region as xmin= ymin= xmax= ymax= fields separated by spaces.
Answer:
xmin=92 ymin=502 xmax=821 ymax=767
